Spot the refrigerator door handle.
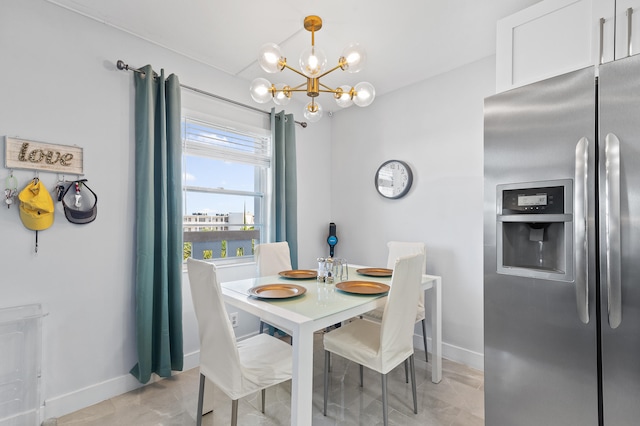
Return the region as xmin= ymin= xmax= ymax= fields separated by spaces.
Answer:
xmin=599 ymin=17 xmax=606 ymax=64
xmin=575 ymin=137 xmax=589 ymax=324
xmin=627 ymin=7 xmax=634 ymax=57
xmin=605 ymin=133 xmax=622 ymax=328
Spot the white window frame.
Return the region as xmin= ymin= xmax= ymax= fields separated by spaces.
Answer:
xmin=182 ymin=114 xmax=272 ymax=265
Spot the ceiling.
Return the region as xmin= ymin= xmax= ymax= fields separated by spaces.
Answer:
xmin=47 ymin=0 xmax=541 ymax=99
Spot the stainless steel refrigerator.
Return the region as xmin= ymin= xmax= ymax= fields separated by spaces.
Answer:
xmin=484 ymin=53 xmax=640 ymax=425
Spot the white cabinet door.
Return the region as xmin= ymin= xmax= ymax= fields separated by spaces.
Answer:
xmin=496 ymin=0 xmax=594 ymax=93
xmin=614 ymin=0 xmax=640 ymax=59
xmin=495 ymin=0 xmax=640 ymax=91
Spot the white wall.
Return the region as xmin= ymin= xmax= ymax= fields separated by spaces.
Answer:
xmin=0 ymin=0 xmax=331 ymax=420
xmin=329 ymin=56 xmax=495 ymax=369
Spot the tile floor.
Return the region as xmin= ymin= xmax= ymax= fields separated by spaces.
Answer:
xmin=55 ymin=332 xmax=484 ymax=425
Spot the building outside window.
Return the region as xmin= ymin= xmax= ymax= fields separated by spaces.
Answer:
xmin=182 ymin=117 xmax=271 ymax=263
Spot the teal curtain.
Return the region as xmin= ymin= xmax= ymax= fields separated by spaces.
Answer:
xmin=271 ymin=109 xmax=299 ymax=269
xmin=130 ymin=65 xmax=184 ymax=383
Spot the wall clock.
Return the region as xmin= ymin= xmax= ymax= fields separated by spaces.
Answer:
xmin=374 ymin=160 xmax=413 ymax=199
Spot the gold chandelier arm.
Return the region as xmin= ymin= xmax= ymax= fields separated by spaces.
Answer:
xmin=270 ymin=83 xmax=307 ymax=94
xmin=315 ymin=63 xmax=344 ymax=80
xmin=318 ymin=83 xmax=338 ymax=92
xmin=282 ymin=63 xmax=310 ymax=79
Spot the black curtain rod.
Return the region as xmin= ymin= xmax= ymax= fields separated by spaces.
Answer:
xmin=116 ymin=60 xmax=307 ymax=128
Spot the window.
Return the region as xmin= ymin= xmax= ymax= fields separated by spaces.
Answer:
xmin=182 ymin=117 xmax=271 ymax=263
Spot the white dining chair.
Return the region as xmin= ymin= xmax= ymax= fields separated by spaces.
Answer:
xmin=255 ymin=241 xmax=292 ymax=276
xmin=187 ymin=258 xmax=293 ymax=426
xmin=361 ymin=241 xmax=429 ymax=362
xmin=255 ymin=242 xmax=293 ymax=335
xmin=323 ymin=253 xmax=425 ymax=426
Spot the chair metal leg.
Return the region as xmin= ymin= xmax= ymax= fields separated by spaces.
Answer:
xmin=404 ymin=359 xmax=409 ymax=383
xmin=360 ymin=364 xmax=364 ymax=387
xmin=261 ymin=389 xmax=266 ymax=414
xmin=323 ymin=350 xmax=330 ymax=416
xmin=421 ymin=319 xmax=429 ymax=363
xmin=260 ymin=321 xmax=292 ymax=345
xmin=410 ymin=355 xmax=418 ymax=414
xmin=328 ymin=351 xmax=331 ymax=372
xmin=231 ymin=399 xmax=238 ymax=426
xmin=196 ymin=373 xmax=205 ymax=426
xmin=381 ymin=373 xmax=389 ymax=426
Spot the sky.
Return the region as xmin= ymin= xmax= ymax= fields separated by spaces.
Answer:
xmin=182 ymin=119 xmax=268 ymax=219
xmin=183 ymin=155 xmax=259 ymax=217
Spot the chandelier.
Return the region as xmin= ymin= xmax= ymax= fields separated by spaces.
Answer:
xmin=249 ymin=15 xmax=375 ymax=123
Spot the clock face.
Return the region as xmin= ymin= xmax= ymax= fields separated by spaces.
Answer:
xmin=375 ymin=160 xmax=413 ymax=199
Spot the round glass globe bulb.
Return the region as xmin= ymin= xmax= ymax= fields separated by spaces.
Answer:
xmin=341 ymin=42 xmax=366 ymax=73
xmin=259 ymin=43 xmax=284 ymax=73
xmin=273 ymin=84 xmax=292 ymax=106
xmin=250 ymin=78 xmax=273 ymax=104
xmin=334 ymin=85 xmax=354 ymax=108
xmin=299 ymin=45 xmax=327 ymax=77
xmin=303 ymin=101 xmax=323 ymax=122
xmin=353 ymin=82 xmax=375 ymax=107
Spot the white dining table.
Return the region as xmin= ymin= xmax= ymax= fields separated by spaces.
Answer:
xmin=220 ymin=265 xmax=442 ymax=426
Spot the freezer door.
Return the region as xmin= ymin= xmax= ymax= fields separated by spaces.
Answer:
xmin=598 ymin=53 xmax=640 ymax=425
xmin=484 ymin=66 xmax=599 ymax=426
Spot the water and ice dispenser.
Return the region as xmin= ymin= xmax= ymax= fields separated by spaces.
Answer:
xmin=496 ymin=179 xmax=574 ymax=282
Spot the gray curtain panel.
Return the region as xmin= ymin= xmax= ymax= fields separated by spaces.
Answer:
xmin=130 ymin=65 xmax=184 ymax=383
xmin=271 ymin=109 xmax=299 ymax=269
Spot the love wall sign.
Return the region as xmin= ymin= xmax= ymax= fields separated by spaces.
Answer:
xmin=5 ymin=137 xmax=83 ymax=175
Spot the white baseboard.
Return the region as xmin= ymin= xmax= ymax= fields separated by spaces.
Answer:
xmin=42 ymin=351 xmax=202 ymax=421
xmin=413 ymin=334 xmax=484 ymax=372
xmin=43 ymin=335 xmax=483 ymax=421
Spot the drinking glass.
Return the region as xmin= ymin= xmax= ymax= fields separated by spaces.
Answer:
xmin=317 ymin=257 xmax=330 ymax=283
xmin=333 ymin=258 xmax=348 ymax=282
